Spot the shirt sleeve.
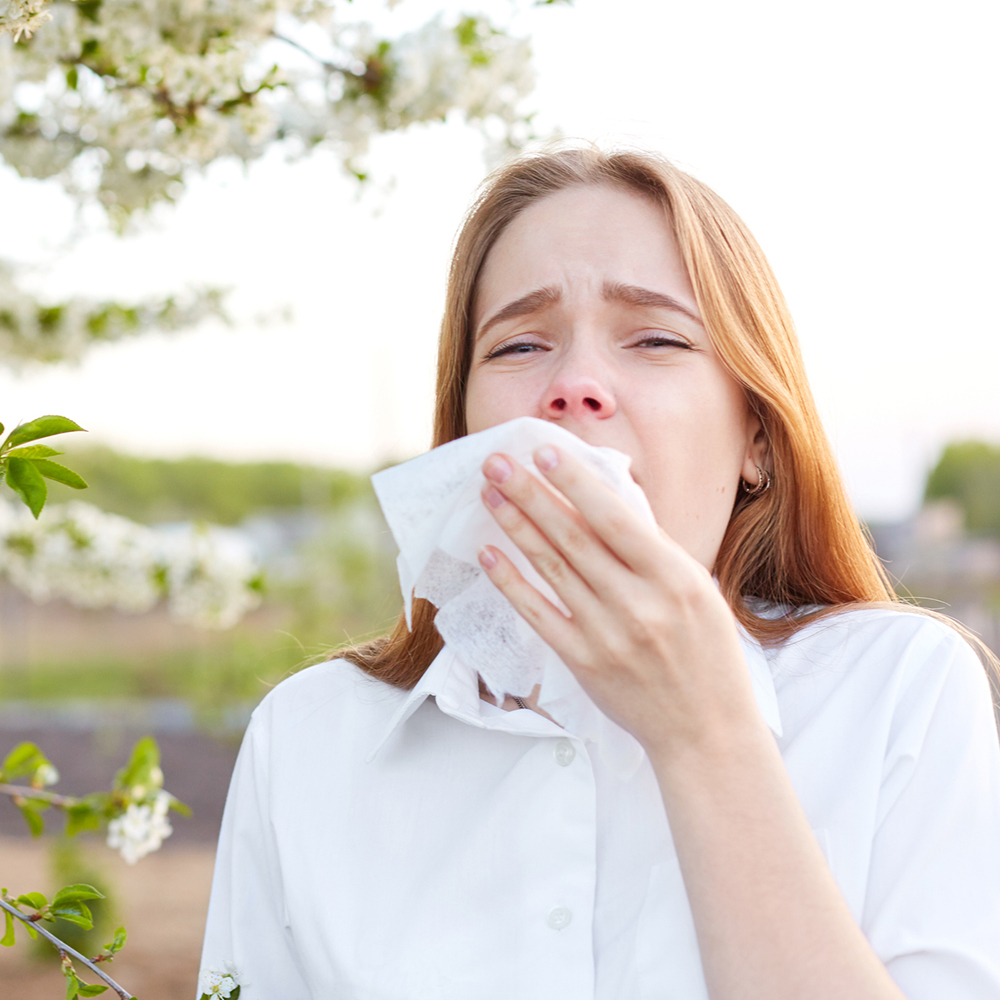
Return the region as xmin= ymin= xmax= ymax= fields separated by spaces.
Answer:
xmin=198 ymin=708 xmax=312 ymax=1000
xmin=862 ymin=624 xmax=1000 ymax=998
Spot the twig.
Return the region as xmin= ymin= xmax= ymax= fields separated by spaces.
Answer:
xmin=271 ymin=30 xmax=357 ymax=77
xmin=0 ymin=782 xmax=80 ymax=808
xmin=0 ymin=897 xmax=133 ymax=999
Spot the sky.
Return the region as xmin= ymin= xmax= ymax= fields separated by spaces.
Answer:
xmin=0 ymin=0 xmax=997 ymax=521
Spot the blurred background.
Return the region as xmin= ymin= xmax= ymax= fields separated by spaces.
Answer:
xmin=0 ymin=0 xmax=997 ymax=995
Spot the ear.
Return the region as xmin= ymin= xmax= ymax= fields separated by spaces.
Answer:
xmin=740 ymin=414 xmax=769 ymax=487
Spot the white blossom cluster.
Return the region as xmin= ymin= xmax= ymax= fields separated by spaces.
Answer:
xmin=106 ymin=788 xmax=173 ymax=864
xmin=0 ymin=0 xmax=52 ymax=42
xmin=0 ymin=0 xmax=537 ymax=219
xmin=0 ymin=497 xmax=263 ymax=628
xmin=0 ymin=262 xmax=226 ymax=364
xmin=199 ymin=966 xmax=241 ymax=999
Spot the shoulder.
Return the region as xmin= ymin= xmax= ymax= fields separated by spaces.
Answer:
xmin=773 ymin=605 xmax=984 ymax=679
xmin=246 ymin=657 xmax=409 ymax=755
xmin=768 ymin=605 xmax=994 ymax=741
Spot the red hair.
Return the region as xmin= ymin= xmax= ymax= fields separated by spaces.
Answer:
xmin=342 ymin=142 xmax=996 ymax=701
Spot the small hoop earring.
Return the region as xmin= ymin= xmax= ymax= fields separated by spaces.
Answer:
xmin=744 ymin=464 xmax=771 ymax=496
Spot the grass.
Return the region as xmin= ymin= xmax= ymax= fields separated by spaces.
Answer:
xmin=0 ymin=602 xmax=399 ymax=730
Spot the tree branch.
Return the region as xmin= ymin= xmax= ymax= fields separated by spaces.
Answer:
xmin=0 ymin=897 xmax=134 ymax=999
xmin=0 ymin=782 xmax=80 ymax=808
xmin=270 ymin=30 xmax=358 ymax=78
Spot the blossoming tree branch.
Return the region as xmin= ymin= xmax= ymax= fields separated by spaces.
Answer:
xmin=0 ymin=1 xmax=564 ymax=996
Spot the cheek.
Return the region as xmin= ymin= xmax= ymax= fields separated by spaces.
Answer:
xmin=464 ymin=372 xmax=539 ymax=434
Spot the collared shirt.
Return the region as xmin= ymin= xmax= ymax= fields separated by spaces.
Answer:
xmin=199 ymin=608 xmax=1000 ymax=999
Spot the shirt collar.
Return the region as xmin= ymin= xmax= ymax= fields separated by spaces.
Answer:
xmin=366 ymin=630 xmax=781 ymax=764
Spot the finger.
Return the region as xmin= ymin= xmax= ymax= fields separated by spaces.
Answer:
xmin=477 ymin=544 xmax=586 ymax=662
xmin=482 ymin=453 xmax=630 ymax=598
xmin=531 ymin=444 xmax=682 ymax=575
xmin=481 ymin=484 xmax=604 ymax=618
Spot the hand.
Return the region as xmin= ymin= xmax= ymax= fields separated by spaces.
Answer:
xmin=477 ymin=444 xmax=764 ymax=758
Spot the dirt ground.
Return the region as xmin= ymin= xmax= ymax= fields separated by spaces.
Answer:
xmin=0 ymin=836 xmax=215 ymax=999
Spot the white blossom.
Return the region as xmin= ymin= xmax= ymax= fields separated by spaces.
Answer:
xmin=0 ymin=262 xmax=226 ymax=365
xmin=199 ymin=966 xmax=241 ymax=998
xmin=0 ymin=497 xmax=262 ymax=628
xmin=0 ymin=1 xmax=538 ymax=218
xmin=106 ymin=788 xmax=173 ymax=864
xmin=0 ymin=0 xmax=52 ymax=42
xmin=35 ymin=762 xmax=58 ymax=786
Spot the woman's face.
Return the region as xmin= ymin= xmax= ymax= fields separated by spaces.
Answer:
xmin=464 ymin=183 xmax=765 ymax=571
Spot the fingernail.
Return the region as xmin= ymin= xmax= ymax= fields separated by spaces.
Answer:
xmin=478 ymin=546 xmax=498 ymax=569
xmin=483 ymin=486 xmax=507 ymax=509
xmin=483 ymin=455 xmax=512 ymax=483
xmin=535 ymin=445 xmax=559 ymax=471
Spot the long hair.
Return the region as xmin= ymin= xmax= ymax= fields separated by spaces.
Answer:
xmin=342 ymin=141 xmax=998 ymax=701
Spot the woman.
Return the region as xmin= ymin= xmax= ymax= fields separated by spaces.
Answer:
xmin=198 ymin=144 xmax=1000 ymax=1000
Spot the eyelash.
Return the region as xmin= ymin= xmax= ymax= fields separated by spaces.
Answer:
xmin=633 ymin=335 xmax=691 ymax=350
xmin=482 ymin=333 xmax=691 ymax=360
xmin=483 ymin=339 xmax=541 ymax=360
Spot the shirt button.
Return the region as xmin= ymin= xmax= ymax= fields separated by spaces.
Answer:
xmin=553 ymin=739 xmax=576 ymax=767
xmin=547 ymin=906 xmax=572 ymax=930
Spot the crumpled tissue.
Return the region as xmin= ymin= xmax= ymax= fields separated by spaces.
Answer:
xmin=371 ymin=417 xmax=657 ymax=770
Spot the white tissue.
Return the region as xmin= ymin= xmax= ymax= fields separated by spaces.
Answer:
xmin=371 ymin=417 xmax=656 ymax=770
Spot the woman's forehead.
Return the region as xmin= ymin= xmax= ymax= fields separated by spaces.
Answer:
xmin=474 ymin=184 xmax=696 ymax=327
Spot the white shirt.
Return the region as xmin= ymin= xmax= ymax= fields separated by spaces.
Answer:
xmin=199 ymin=608 xmax=1000 ymax=999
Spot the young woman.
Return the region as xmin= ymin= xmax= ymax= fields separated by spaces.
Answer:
xmin=198 ymin=144 xmax=1000 ymax=1000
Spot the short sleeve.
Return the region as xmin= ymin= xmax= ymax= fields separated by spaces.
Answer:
xmin=198 ymin=710 xmax=312 ymax=999
xmin=862 ymin=627 xmax=1000 ymax=997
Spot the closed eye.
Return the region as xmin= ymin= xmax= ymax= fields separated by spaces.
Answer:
xmin=631 ymin=333 xmax=692 ymax=349
xmin=483 ymin=339 xmax=547 ymax=360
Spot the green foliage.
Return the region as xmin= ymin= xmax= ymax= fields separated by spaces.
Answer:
xmin=45 ymin=445 xmax=369 ymax=525
xmin=1 ymin=740 xmax=51 ymax=782
xmin=0 ymin=736 xmax=184 ymax=838
xmin=1 ymin=874 xmax=120 ymax=996
xmin=0 ymin=416 xmax=87 ymax=518
xmin=925 ymin=440 xmax=1000 ymax=536
xmin=38 ymin=843 xmax=118 ymax=960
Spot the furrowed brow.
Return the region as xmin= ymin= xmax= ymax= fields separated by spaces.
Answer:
xmin=475 ymin=285 xmax=562 ymax=340
xmin=602 ymin=281 xmax=702 ymax=324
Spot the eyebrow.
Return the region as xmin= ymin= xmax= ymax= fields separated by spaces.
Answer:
xmin=475 ymin=280 xmax=701 ymax=340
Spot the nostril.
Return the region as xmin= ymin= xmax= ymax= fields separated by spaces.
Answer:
xmin=550 ymin=398 xmax=567 ymax=411
xmin=583 ymin=397 xmax=601 ymax=411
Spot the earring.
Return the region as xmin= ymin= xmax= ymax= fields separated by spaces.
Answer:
xmin=744 ymin=464 xmax=771 ymax=495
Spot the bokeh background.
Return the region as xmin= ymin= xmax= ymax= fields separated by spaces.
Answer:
xmin=0 ymin=0 xmax=997 ymax=995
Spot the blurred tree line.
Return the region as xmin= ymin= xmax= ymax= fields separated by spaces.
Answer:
xmin=925 ymin=440 xmax=1000 ymax=537
xmin=45 ymin=444 xmax=370 ymax=525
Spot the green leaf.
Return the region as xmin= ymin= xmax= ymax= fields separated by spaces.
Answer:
xmin=64 ymin=965 xmax=80 ymax=1000
xmin=1 ymin=909 xmax=14 ymax=947
xmin=1 ymin=742 xmax=47 ymax=780
xmin=52 ymin=885 xmax=104 ymax=908
xmin=6 ymin=457 xmax=47 ymax=518
xmin=17 ymin=800 xmax=47 ymax=837
xmin=51 ymin=900 xmax=94 ymax=930
xmin=77 ymin=985 xmax=108 ymax=997
xmin=105 ymin=925 xmax=126 ymax=954
xmin=4 ymin=415 xmax=85 ymax=450
xmin=168 ymin=795 xmax=192 ymax=817
xmin=5 ymin=445 xmax=63 ymax=459
xmin=32 ymin=459 xmax=88 ymax=490
xmin=15 ymin=891 xmax=47 ymax=909
xmin=114 ymin=737 xmax=160 ymax=791
xmin=65 ymin=803 xmax=102 ymax=838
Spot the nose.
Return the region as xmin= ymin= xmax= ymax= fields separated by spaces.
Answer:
xmin=543 ymin=373 xmax=617 ymax=422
